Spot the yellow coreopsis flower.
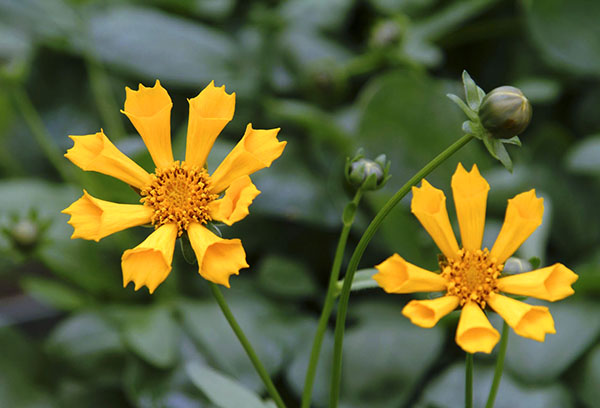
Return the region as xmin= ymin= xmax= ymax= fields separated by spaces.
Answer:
xmin=373 ymin=163 xmax=578 ymax=354
xmin=62 ymin=80 xmax=286 ymax=293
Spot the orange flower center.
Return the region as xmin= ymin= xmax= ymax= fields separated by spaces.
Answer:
xmin=441 ymin=248 xmax=502 ymax=309
xmin=140 ymin=162 xmax=218 ymax=235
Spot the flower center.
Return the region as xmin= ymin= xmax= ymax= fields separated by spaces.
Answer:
xmin=140 ymin=162 xmax=218 ymax=235
xmin=440 ymin=248 xmax=502 ymax=309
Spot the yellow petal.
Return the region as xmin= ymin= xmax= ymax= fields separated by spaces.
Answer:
xmin=209 ymin=124 xmax=286 ymax=194
xmin=187 ymin=223 xmax=248 ymax=287
xmin=451 ymin=163 xmax=489 ymax=251
xmin=497 ymin=263 xmax=578 ymax=301
xmin=62 ymin=190 xmax=153 ymax=241
xmin=121 ymin=80 xmax=174 ymax=169
xmin=208 ymin=176 xmax=260 ymax=226
xmin=373 ymin=253 xmax=447 ymax=294
xmin=455 ymin=301 xmax=500 ymax=354
xmin=402 ymin=296 xmax=459 ymax=328
xmin=487 ymin=293 xmax=555 ymax=342
xmin=65 ymin=131 xmax=152 ymax=189
xmin=490 ymin=190 xmax=543 ymax=264
xmin=185 ymin=81 xmax=235 ymax=167
xmin=121 ymin=223 xmax=177 ymax=294
xmin=411 ymin=179 xmax=460 ymax=259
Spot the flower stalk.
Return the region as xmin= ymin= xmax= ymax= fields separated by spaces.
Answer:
xmin=329 ymin=133 xmax=475 ymax=407
xmin=485 ymin=321 xmax=510 ymax=408
xmin=466 ymin=353 xmax=474 ymax=408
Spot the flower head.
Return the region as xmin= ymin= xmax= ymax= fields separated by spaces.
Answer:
xmin=62 ymin=80 xmax=286 ymax=293
xmin=373 ymin=163 xmax=577 ymax=353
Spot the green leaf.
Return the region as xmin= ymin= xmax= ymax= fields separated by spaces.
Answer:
xmin=446 ymin=93 xmax=477 ymax=120
xmin=187 ymin=362 xmax=271 ymax=408
xmin=462 ymin=70 xmax=482 ymax=110
xmin=501 ymin=135 xmax=522 ymax=147
xmin=565 ymin=134 xmax=600 ymax=176
xmin=578 ymin=345 xmax=600 ymax=408
xmin=334 ymin=268 xmax=379 ymax=297
xmin=256 ymin=255 xmax=317 ymax=298
xmin=20 ymin=276 xmax=88 ymax=311
xmin=482 ymin=134 xmax=513 ymax=171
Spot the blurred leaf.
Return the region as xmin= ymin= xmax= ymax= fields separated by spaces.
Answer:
xmin=0 ymin=0 xmax=78 ymax=41
xmin=21 ymin=276 xmax=88 ymax=311
xmin=513 ymin=77 xmax=561 ymax=104
xmin=418 ymin=362 xmax=572 ymax=408
xmin=187 ymin=361 xmax=271 ymax=408
xmin=565 ymin=134 xmax=600 ymax=176
xmin=505 ymin=299 xmax=600 ymax=383
xmin=334 ymin=268 xmax=378 ymax=297
xmin=256 ymin=255 xmax=317 ymax=298
xmin=114 ymin=305 xmax=179 ymax=368
xmin=279 ymin=0 xmax=355 ymax=32
xmin=524 ymin=0 xmax=600 ymax=76
xmin=82 ymin=6 xmax=235 ymax=87
xmin=578 ymin=345 xmax=600 ymax=408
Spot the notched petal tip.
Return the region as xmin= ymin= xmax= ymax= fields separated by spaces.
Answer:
xmin=497 ymin=263 xmax=578 ymax=301
xmin=208 ymin=176 xmax=260 ymax=226
xmin=411 ymin=179 xmax=445 ymax=215
xmin=373 ymin=254 xmax=447 ymax=294
xmin=488 ymin=293 xmax=555 ymax=342
xmin=451 ymin=162 xmax=490 ymax=197
xmin=123 ymin=80 xmax=172 ymax=118
xmin=402 ymin=296 xmax=459 ymax=328
xmin=455 ymin=302 xmax=500 ymax=354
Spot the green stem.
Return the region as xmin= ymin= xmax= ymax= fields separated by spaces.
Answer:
xmin=329 ymin=134 xmax=474 ymax=407
xmin=485 ymin=321 xmax=509 ymax=408
xmin=466 ymin=353 xmax=474 ymax=408
xmin=208 ymin=282 xmax=287 ymax=408
xmin=301 ymin=189 xmax=363 ymax=408
xmin=9 ymin=84 xmax=73 ymax=182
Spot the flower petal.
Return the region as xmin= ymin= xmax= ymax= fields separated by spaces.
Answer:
xmin=187 ymin=223 xmax=248 ymax=287
xmin=62 ymin=190 xmax=153 ymax=241
xmin=455 ymin=301 xmax=500 ymax=354
xmin=490 ymin=190 xmax=543 ymax=264
xmin=488 ymin=293 xmax=555 ymax=342
xmin=402 ymin=296 xmax=459 ymax=328
xmin=185 ymin=81 xmax=235 ymax=167
xmin=411 ymin=179 xmax=460 ymax=259
xmin=65 ymin=131 xmax=152 ymax=189
xmin=121 ymin=223 xmax=177 ymax=294
xmin=373 ymin=253 xmax=447 ymax=294
xmin=451 ymin=163 xmax=489 ymax=251
xmin=497 ymin=263 xmax=578 ymax=301
xmin=208 ymin=176 xmax=260 ymax=226
xmin=209 ymin=124 xmax=286 ymax=194
xmin=121 ymin=80 xmax=174 ymax=169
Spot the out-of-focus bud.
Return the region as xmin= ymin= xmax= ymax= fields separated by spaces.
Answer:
xmin=346 ymin=150 xmax=391 ymax=191
xmin=369 ymin=18 xmax=405 ymax=49
xmin=478 ymin=86 xmax=532 ymax=139
xmin=2 ymin=211 xmax=49 ymax=254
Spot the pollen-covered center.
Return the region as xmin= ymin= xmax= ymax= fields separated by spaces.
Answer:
xmin=140 ymin=162 xmax=218 ymax=235
xmin=441 ymin=248 xmax=502 ymax=309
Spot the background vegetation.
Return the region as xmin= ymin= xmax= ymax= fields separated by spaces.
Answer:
xmin=0 ymin=0 xmax=599 ymax=407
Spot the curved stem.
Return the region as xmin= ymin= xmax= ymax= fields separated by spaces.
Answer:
xmin=485 ymin=321 xmax=509 ymax=408
xmin=329 ymin=134 xmax=474 ymax=407
xmin=301 ymin=190 xmax=363 ymax=408
xmin=208 ymin=282 xmax=287 ymax=408
xmin=466 ymin=353 xmax=474 ymax=408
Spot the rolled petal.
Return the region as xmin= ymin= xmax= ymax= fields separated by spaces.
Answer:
xmin=497 ymin=263 xmax=578 ymax=301
xmin=187 ymin=223 xmax=248 ymax=287
xmin=185 ymin=81 xmax=235 ymax=167
xmin=373 ymin=253 xmax=447 ymax=294
xmin=121 ymin=223 xmax=177 ymax=294
xmin=62 ymin=190 xmax=153 ymax=241
xmin=65 ymin=131 xmax=152 ymax=189
xmin=121 ymin=80 xmax=174 ymax=169
xmin=209 ymin=124 xmax=286 ymax=194
xmin=411 ymin=179 xmax=460 ymax=259
xmin=488 ymin=293 xmax=555 ymax=342
xmin=455 ymin=301 xmax=500 ymax=354
xmin=402 ymin=296 xmax=459 ymax=328
xmin=490 ymin=190 xmax=544 ymax=264
xmin=208 ymin=176 xmax=260 ymax=226
xmin=451 ymin=163 xmax=489 ymax=251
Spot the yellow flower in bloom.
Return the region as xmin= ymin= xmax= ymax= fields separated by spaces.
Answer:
xmin=373 ymin=163 xmax=578 ymax=354
xmin=62 ymin=81 xmax=286 ymax=293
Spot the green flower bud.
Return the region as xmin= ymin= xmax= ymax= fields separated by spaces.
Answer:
xmin=478 ymin=86 xmax=532 ymax=139
xmin=346 ymin=150 xmax=391 ymax=191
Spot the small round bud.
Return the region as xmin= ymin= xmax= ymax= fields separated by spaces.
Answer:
xmin=350 ymin=159 xmax=383 ymax=184
xmin=346 ymin=151 xmax=391 ymax=191
xmin=478 ymin=86 xmax=532 ymax=138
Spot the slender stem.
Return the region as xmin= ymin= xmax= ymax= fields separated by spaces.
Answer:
xmin=329 ymin=134 xmax=474 ymax=407
xmin=485 ymin=321 xmax=509 ymax=408
xmin=465 ymin=353 xmax=474 ymax=408
xmin=208 ymin=282 xmax=287 ymax=408
xmin=301 ymin=190 xmax=363 ymax=408
xmin=9 ymin=84 xmax=73 ymax=182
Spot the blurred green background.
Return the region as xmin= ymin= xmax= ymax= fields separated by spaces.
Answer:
xmin=1 ymin=0 xmax=599 ymax=407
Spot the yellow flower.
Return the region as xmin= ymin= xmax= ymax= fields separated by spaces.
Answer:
xmin=373 ymin=163 xmax=578 ymax=354
xmin=62 ymin=80 xmax=286 ymax=293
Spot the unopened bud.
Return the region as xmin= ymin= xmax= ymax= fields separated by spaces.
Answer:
xmin=346 ymin=150 xmax=391 ymax=191
xmin=478 ymin=86 xmax=532 ymax=139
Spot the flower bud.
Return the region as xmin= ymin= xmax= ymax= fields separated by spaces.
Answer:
xmin=346 ymin=150 xmax=391 ymax=191
xmin=478 ymin=86 xmax=532 ymax=139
